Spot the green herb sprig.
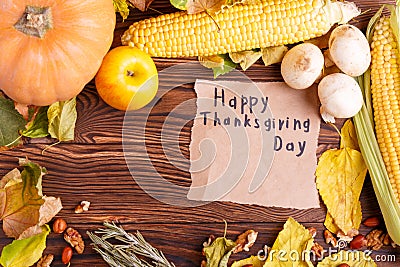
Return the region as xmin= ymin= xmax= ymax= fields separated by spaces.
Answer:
xmin=87 ymin=222 xmax=175 ymax=267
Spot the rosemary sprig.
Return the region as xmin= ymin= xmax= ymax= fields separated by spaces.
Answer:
xmin=87 ymin=222 xmax=175 ymax=267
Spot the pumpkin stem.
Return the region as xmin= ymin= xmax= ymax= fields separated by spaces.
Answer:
xmin=127 ymin=70 xmax=135 ymax=77
xmin=14 ymin=6 xmax=53 ymax=38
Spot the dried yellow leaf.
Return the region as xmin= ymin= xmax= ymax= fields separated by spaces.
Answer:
xmin=264 ymin=217 xmax=314 ymax=267
xmin=261 ymin=46 xmax=288 ymax=67
xmin=324 ymin=212 xmax=340 ymax=234
xmin=113 ymin=0 xmax=130 ymax=20
xmin=198 ymin=55 xmax=225 ymax=69
xmin=340 ymin=119 xmax=360 ymax=151
xmin=322 ymin=120 xmax=364 ymax=234
xmin=229 ymin=50 xmax=262 ymax=71
xmin=232 ymin=255 xmax=264 ymax=267
xmin=317 ymin=250 xmax=376 ymax=266
xmin=316 ymin=147 xmax=367 ymax=235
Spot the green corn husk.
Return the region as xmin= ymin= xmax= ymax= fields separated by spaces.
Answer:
xmin=353 ymin=1 xmax=400 ymax=245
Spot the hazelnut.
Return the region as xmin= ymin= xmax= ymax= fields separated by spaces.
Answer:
xmin=53 ymin=218 xmax=67 ymax=234
xmin=349 ymin=234 xmax=367 ymax=249
xmin=61 ymin=246 xmax=73 ymax=265
xmin=362 ymin=216 xmax=381 ymax=228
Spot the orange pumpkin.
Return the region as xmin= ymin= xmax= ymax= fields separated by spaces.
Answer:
xmin=0 ymin=0 xmax=116 ymax=106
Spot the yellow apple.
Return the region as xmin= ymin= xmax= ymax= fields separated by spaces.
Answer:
xmin=95 ymin=46 xmax=158 ymax=111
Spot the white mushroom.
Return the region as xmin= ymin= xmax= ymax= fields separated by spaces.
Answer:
xmin=281 ymin=43 xmax=324 ymax=90
xmin=318 ymin=73 xmax=363 ymax=123
xmin=329 ymin=24 xmax=371 ymax=77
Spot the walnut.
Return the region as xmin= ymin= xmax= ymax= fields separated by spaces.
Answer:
xmin=366 ymin=229 xmax=384 ymax=250
xmin=324 ymin=230 xmax=338 ymax=247
xmin=366 ymin=230 xmax=397 ymax=249
xmin=383 ymin=233 xmax=391 ymax=246
xmin=36 ymin=254 xmax=54 ymax=267
xmin=337 ymin=229 xmax=359 ymax=243
xmin=308 ymin=227 xmax=317 ymax=238
xmin=64 ymin=227 xmax=85 ymax=254
xmin=233 ymin=230 xmax=258 ymax=253
xmin=74 ymin=200 xmax=91 ymax=213
xmin=311 ymin=242 xmax=324 ymax=258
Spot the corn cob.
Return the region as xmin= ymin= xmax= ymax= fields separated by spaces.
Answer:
xmin=370 ymin=16 xmax=400 ymax=204
xmin=122 ymin=0 xmax=360 ymax=57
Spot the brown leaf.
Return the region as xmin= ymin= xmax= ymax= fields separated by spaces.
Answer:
xmin=14 ymin=102 xmax=29 ymax=121
xmin=0 ymin=181 xmax=43 ymax=238
xmin=18 ymin=196 xmax=63 ymax=239
xmin=0 ymin=160 xmax=62 ymax=239
xmin=187 ymin=0 xmax=225 ymax=14
xmin=0 ymin=166 xmax=43 ymax=238
xmin=128 ymin=0 xmax=154 ymax=11
xmin=38 ymin=196 xmax=63 ymax=225
xmin=0 ymin=168 xmax=21 ymax=188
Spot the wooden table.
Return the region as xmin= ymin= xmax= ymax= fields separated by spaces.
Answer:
xmin=1 ymin=0 xmax=399 ymax=266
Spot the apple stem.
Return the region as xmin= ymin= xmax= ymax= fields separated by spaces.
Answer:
xmin=127 ymin=70 xmax=135 ymax=77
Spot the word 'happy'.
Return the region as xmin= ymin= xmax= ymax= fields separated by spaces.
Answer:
xmin=198 ymin=87 xmax=314 ymax=157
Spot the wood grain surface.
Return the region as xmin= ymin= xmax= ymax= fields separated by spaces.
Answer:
xmin=1 ymin=0 xmax=399 ymax=266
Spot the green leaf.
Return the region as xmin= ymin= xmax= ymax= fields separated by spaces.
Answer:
xmin=47 ymin=98 xmax=77 ymax=142
xmin=0 ymin=98 xmax=26 ymax=148
xmin=211 ymin=54 xmax=238 ymax=78
xmin=113 ymin=0 xmax=130 ymax=20
xmin=19 ymin=158 xmax=46 ymax=197
xmin=22 ymin=107 xmax=49 ymax=138
xmin=203 ymin=237 xmax=237 ymax=267
xmin=170 ymin=0 xmax=188 ymax=10
xmin=0 ymin=225 xmax=50 ymax=267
